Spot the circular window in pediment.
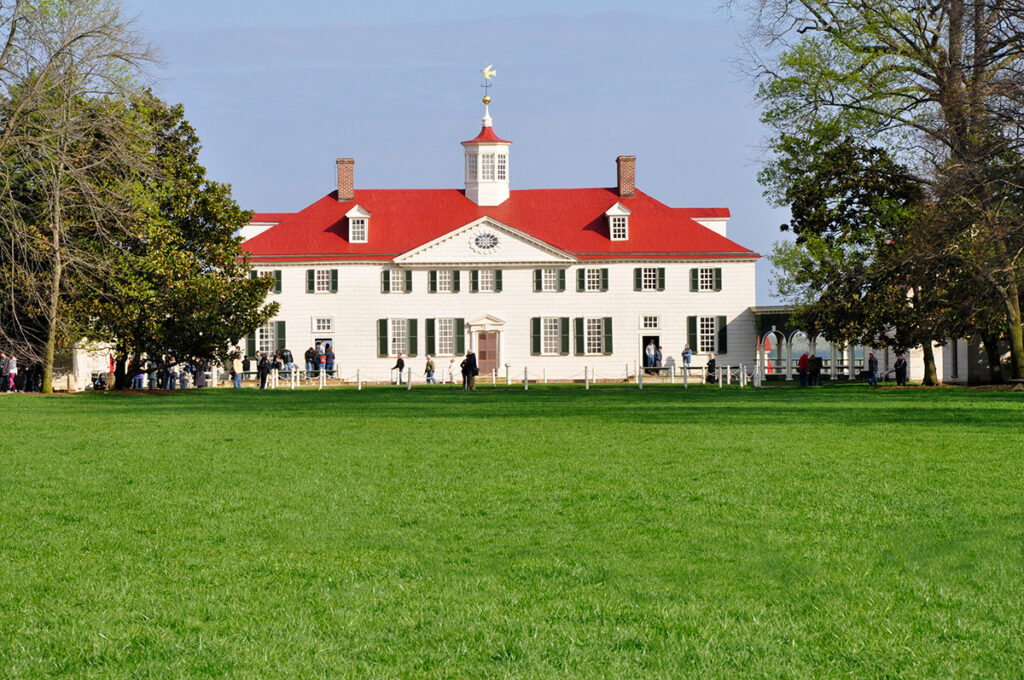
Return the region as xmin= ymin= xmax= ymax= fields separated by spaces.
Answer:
xmin=472 ymin=232 xmax=500 ymax=252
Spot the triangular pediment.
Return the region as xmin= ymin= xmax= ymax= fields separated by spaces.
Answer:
xmin=393 ymin=218 xmax=576 ymax=266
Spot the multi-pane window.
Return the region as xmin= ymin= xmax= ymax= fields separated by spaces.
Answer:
xmin=641 ymin=267 xmax=659 ymax=291
xmin=698 ymin=267 xmax=715 ymax=291
xmin=315 ymin=269 xmax=333 ymax=293
xmin=642 ymin=316 xmax=659 ymax=329
xmin=390 ymin=269 xmax=405 ymax=293
xmin=257 ymin=323 xmax=276 ymax=355
xmin=478 ymin=269 xmax=496 ymax=292
xmin=466 ymin=154 xmax=478 ymax=181
xmin=496 ymin=154 xmax=507 ymax=181
xmin=437 ymin=270 xmax=453 ymax=293
xmin=698 ymin=316 xmax=717 ymax=353
xmin=542 ymin=318 xmax=561 ymax=355
xmin=585 ymin=318 xmax=605 ymax=355
xmin=436 ymin=318 xmax=455 ymax=356
xmin=390 ymin=319 xmax=408 ymax=356
xmin=542 ymin=268 xmax=560 ymax=292
xmin=610 ymin=216 xmax=628 ymax=240
xmin=313 ymin=317 xmax=333 ymax=333
xmin=586 ymin=268 xmax=602 ymax=291
xmin=481 ymin=153 xmax=495 ymax=181
xmin=350 ymin=218 xmax=367 ymax=243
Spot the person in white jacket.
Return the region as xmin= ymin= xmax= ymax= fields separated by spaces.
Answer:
xmin=7 ymin=354 xmax=17 ymax=391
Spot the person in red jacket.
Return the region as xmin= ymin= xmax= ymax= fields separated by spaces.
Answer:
xmin=798 ymin=351 xmax=809 ymax=387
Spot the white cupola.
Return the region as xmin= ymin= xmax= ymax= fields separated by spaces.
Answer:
xmin=461 ymin=96 xmax=511 ymax=206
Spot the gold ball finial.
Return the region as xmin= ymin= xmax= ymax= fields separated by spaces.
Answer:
xmin=482 ymin=95 xmax=491 ymax=105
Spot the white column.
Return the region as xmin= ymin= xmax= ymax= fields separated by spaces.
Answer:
xmin=785 ymin=341 xmax=793 ymax=381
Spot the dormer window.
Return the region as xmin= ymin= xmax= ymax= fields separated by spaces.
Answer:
xmin=346 ymin=204 xmax=371 ymax=243
xmin=605 ymin=202 xmax=632 ymax=241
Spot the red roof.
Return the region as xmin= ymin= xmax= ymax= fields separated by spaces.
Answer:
xmin=242 ymin=188 xmax=756 ymax=262
xmin=250 ymin=212 xmax=294 ymax=223
xmin=461 ymin=126 xmax=512 ymax=145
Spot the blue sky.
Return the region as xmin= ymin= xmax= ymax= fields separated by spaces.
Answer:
xmin=124 ymin=0 xmax=789 ymax=303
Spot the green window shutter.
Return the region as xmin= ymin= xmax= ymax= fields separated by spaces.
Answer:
xmin=429 ymin=270 xmax=437 ymax=293
xmin=688 ymin=316 xmax=697 ymax=351
xmin=249 ymin=270 xmax=258 ymax=280
xmin=600 ymin=268 xmax=609 ymax=292
xmin=381 ymin=270 xmax=390 ymax=293
xmin=425 ymin=318 xmax=436 ymax=356
xmin=471 ymin=270 xmax=479 ymax=293
xmin=455 ymin=318 xmax=466 ymax=355
xmin=306 ymin=269 xmax=315 ymax=293
xmin=690 ymin=268 xmax=699 ymax=292
xmin=558 ymin=269 xmax=566 ymax=292
xmin=377 ymin=319 xmax=388 ymax=357
xmin=717 ymin=316 xmax=728 ymax=354
xmin=531 ymin=317 xmax=541 ymax=355
xmin=714 ymin=268 xmax=722 ymax=291
xmin=452 ymin=270 xmax=461 ymax=293
xmin=330 ymin=269 xmax=338 ymax=293
xmin=657 ymin=268 xmax=665 ymax=291
xmin=405 ymin=269 xmax=413 ymax=292
xmin=577 ymin=268 xmax=586 ymax=292
xmin=634 ymin=268 xmax=642 ymax=291
xmin=574 ymin=317 xmax=584 ymax=355
xmin=246 ymin=332 xmax=256 ymax=358
xmin=560 ymin=317 xmax=570 ymax=355
xmin=495 ymin=269 xmax=502 ymax=292
xmin=533 ymin=269 xmax=542 ymax=292
xmin=275 ymin=321 xmax=286 ymax=351
xmin=273 ymin=270 xmax=282 ymax=293
xmin=408 ymin=319 xmax=418 ymax=356
xmin=603 ymin=317 xmax=613 ymax=355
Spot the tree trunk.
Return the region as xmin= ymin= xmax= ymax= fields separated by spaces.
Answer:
xmin=1003 ymin=280 xmax=1024 ymax=380
xmin=41 ymin=212 xmax=62 ymax=394
xmin=921 ymin=341 xmax=938 ymax=386
xmin=981 ymin=330 xmax=1004 ymax=384
xmin=114 ymin=352 xmax=129 ymax=390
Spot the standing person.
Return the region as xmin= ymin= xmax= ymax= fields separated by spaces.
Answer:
xmin=242 ymin=354 xmax=252 ymax=381
xmin=682 ymin=344 xmax=692 ymax=374
xmin=797 ymin=351 xmax=809 ymax=387
xmin=461 ymin=351 xmax=478 ymax=391
xmin=131 ymin=361 xmax=145 ymax=389
xmin=645 ymin=339 xmax=656 ymax=373
xmin=448 ymin=357 xmax=456 ymax=384
xmin=231 ymin=352 xmax=243 ymax=388
xmin=257 ymin=352 xmax=271 ymax=389
xmin=655 ymin=346 xmax=663 ymax=373
xmin=894 ymin=354 xmax=908 ymax=386
xmin=280 ymin=346 xmax=294 ymax=379
xmin=304 ymin=346 xmax=316 ymax=379
xmin=178 ymin=362 xmax=191 ymax=390
xmin=867 ymin=352 xmax=879 ymax=386
xmin=808 ymin=354 xmax=820 ymax=386
xmin=147 ymin=360 xmax=157 ymax=390
xmin=424 ymin=356 xmax=437 ymax=384
xmin=194 ymin=361 xmax=208 ymax=388
xmin=324 ymin=344 xmax=335 ymax=378
xmin=392 ymin=353 xmax=405 ymax=385
xmin=0 ymin=352 xmax=7 ymax=393
xmin=7 ymin=354 xmax=16 ymax=391
xmin=705 ymin=353 xmax=717 ymax=383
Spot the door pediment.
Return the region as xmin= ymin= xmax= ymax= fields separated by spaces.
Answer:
xmin=393 ymin=217 xmax=576 ymax=266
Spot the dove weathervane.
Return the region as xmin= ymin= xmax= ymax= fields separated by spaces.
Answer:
xmin=480 ymin=64 xmax=497 ymax=103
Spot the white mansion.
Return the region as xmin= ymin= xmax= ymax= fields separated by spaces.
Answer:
xmin=237 ymin=100 xmax=761 ymax=380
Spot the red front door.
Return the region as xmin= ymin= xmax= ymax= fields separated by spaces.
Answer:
xmin=477 ymin=332 xmax=498 ymax=375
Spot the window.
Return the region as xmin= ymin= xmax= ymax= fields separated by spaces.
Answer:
xmin=481 ymin=153 xmax=495 ymax=180
xmin=496 ymin=154 xmax=507 ymax=181
xmin=315 ymin=269 xmax=332 ymax=293
xmin=642 ymin=316 xmax=659 ymax=329
xmin=478 ymin=269 xmax=495 ymax=292
xmin=610 ymin=215 xmax=628 ymax=240
xmin=390 ymin=269 xmax=405 ymax=293
xmin=258 ymin=270 xmax=281 ymax=294
xmin=466 ymin=154 xmax=478 ymax=181
xmin=542 ymin=318 xmax=561 ymax=355
xmin=698 ymin=316 xmax=717 ymax=353
xmin=257 ymin=322 xmax=276 ymax=355
xmin=641 ymin=267 xmax=659 ymax=291
xmin=350 ymin=217 xmax=367 ymax=243
xmin=585 ymin=318 xmax=605 ymax=355
xmin=436 ymin=318 xmax=455 ymax=356
xmin=437 ymin=270 xmax=452 ymax=293
xmin=698 ymin=267 xmax=715 ymax=291
xmin=586 ymin=268 xmax=603 ymax=292
xmin=312 ymin=317 xmax=333 ymax=333
xmin=390 ymin=319 xmax=408 ymax=356
xmin=542 ymin=268 xmax=560 ymax=292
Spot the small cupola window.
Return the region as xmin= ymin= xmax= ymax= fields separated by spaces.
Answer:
xmin=346 ymin=204 xmax=371 ymax=243
xmin=605 ymin=203 xmax=632 ymax=241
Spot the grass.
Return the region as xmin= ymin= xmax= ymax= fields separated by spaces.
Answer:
xmin=2 ymin=383 xmax=1023 ymax=678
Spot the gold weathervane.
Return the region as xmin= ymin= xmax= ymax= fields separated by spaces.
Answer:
xmin=481 ymin=64 xmax=497 ymax=103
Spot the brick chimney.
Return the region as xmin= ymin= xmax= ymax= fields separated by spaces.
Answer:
xmin=336 ymin=158 xmax=354 ymax=201
xmin=616 ymin=155 xmax=636 ymax=198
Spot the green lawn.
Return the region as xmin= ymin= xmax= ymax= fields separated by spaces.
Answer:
xmin=2 ymin=384 xmax=1023 ymax=678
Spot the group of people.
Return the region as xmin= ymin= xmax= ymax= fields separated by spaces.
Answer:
xmin=391 ymin=352 xmax=479 ymax=390
xmin=0 ymin=352 xmax=42 ymax=393
xmin=124 ymin=356 xmax=210 ymax=391
xmin=798 ymin=351 xmax=909 ymax=386
xmin=229 ymin=346 xmax=302 ymax=389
